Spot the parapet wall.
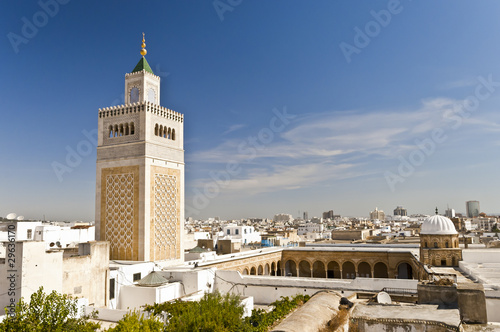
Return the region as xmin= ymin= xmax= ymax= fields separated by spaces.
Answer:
xmin=99 ymin=101 xmax=183 ymax=122
xmin=214 ymin=270 xmax=418 ymax=305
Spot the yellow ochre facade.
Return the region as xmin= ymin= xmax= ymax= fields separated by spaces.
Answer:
xmin=95 ymin=36 xmax=184 ymax=264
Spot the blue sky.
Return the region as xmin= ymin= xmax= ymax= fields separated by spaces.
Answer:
xmin=2 ymin=0 xmax=500 ymax=221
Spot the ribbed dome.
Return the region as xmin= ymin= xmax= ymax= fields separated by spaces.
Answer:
xmin=421 ymin=215 xmax=457 ymax=235
xmin=136 ymin=271 xmax=168 ymax=287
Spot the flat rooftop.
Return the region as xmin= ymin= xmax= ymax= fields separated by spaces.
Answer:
xmin=460 ymin=249 xmax=500 ymax=290
xmin=289 ymin=245 xmax=419 ymax=256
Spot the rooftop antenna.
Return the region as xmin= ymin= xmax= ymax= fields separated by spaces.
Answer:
xmin=435 ymin=207 xmax=439 ymax=215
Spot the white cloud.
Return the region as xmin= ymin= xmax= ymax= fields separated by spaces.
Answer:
xmin=438 ymin=78 xmax=477 ymax=90
xmin=188 ymin=97 xmax=499 ymax=195
xmin=222 ymin=124 xmax=246 ymax=135
xmin=191 ymin=162 xmax=371 ymax=195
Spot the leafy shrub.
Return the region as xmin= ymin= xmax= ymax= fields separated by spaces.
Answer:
xmin=145 ymin=291 xmax=251 ymax=332
xmin=107 ymin=310 xmax=163 ymax=332
xmin=245 ymin=294 xmax=310 ymax=331
xmin=0 ymin=287 xmax=100 ymax=332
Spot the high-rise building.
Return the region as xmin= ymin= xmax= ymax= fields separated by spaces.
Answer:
xmin=95 ymin=36 xmax=185 ymax=264
xmin=466 ymin=201 xmax=480 ymax=218
xmin=393 ymin=206 xmax=407 ymax=217
xmin=445 ymin=208 xmax=455 ymax=218
xmin=303 ymin=211 xmax=309 ymax=220
xmin=322 ymin=210 xmax=334 ymax=219
xmin=370 ymin=207 xmax=385 ymax=221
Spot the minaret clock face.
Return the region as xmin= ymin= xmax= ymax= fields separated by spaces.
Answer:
xmin=130 ymin=87 xmax=139 ymax=103
xmin=148 ymin=88 xmax=155 ymax=103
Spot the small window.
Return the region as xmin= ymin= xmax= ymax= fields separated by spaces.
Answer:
xmin=133 ymin=273 xmax=141 ymax=282
xmin=235 ymin=229 xmax=239 ymax=235
xmin=110 ymin=278 xmax=115 ymax=300
xmin=445 ymin=241 xmax=449 ymax=248
xmin=227 ymin=229 xmax=230 ymax=235
xmin=434 ymin=242 xmax=438 ymax=248
xmin=27 ymin=229 xmax=32 ymax=239
xmin=424 ymin=242 xmax=428 ymax=248
xmin=441 ymin=259 xmax=446 ymax=266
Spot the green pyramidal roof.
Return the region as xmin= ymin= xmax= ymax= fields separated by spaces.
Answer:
xmin=132 ymin=57 xmax=154 ymax=74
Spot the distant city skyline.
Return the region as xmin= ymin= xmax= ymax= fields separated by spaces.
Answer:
xmin=2 ymin=1 xmax=500 ymax=221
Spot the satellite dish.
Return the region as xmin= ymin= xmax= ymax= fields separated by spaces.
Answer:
xmin=16 ymin=216 xmax=24 ymax=221
xmin=6 ymin=213 xmax=17 ymax=220
xmin=376 ymin=291 xmax=392 ymax=304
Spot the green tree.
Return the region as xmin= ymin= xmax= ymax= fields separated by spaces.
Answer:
xmin=107 ymin=310 xmax=163 ymax=332
xmin=0 ymin=287 xmax=100 ymax=332
xmin=245 ymin=294 xmax=310 ymax=332
xmin=145 ymin=291 xmax=251 ymax=332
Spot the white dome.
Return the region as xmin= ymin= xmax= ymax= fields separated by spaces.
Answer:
xmin=421 ymin=215 xmax=457 ymax=235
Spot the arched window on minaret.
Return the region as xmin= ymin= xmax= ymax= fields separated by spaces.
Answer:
xmin=155 ymin=124 xmax=158 ymax=136
xmin=130 ymin=122 xmax=135 ymax=135
xmin=109 ymin=125 xmax=113 ymax=138
xmin=114 ymin=125 xmax=119 ymax=137
xmin=119 ymin=124 xmax=124 ymax=136
xmin=159 ymin=125 xmax=164 ymax=138
xmin=130 ymin=87 xmax=139 ymax=103
xmin=172 ymin=129 xmax=175 ymax=140
xmin=167 ymin=128 xmax=171 ymax=139
xmin=125 ymin=123 xmax=129 ymax=136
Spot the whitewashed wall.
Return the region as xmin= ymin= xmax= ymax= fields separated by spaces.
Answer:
xmin=214 ymin=270 xmax=418 ymax=304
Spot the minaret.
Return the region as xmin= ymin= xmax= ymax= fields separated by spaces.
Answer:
xmin=95 ymin=34 xmax=185 ymax=264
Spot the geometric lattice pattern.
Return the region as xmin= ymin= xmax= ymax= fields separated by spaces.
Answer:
xmin=153 ymin=174 xmax=178 ymax=260
xmin=105 ymin=173 xmax=134 ymax=260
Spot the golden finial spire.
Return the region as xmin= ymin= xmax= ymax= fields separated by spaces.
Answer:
xmin=140 ymin=32 xmax=147 ymax=57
